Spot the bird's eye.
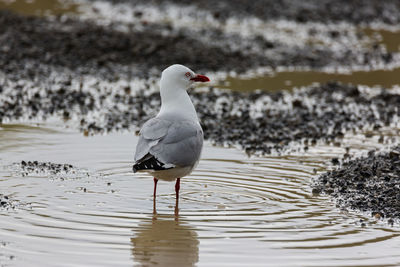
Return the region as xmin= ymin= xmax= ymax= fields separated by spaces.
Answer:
xmin=185 ymin=72 xmax=191 ymax=78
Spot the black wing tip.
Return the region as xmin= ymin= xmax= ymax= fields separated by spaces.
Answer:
xmin=132 ymin=164 xmax=139 ymax=173
xmin=132 ymin=155 xmax=173 ymax=173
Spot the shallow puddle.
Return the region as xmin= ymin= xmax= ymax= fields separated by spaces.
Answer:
xmin=221 ymin=67 xmax=400 ymax=92
xmin=1 ymin=123 xmax=399 ymax=266
xmin=363 ymin=28 xmax=400 ymax=53
xmin=0 ymin=0 xmax=79 ymax=16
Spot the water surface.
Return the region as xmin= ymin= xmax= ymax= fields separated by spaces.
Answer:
xmin=0 ymin=0 xmax=79 ymax=16
xmin=221 ymin=67 xmax=400 ymax=92
xmin=1 ymin=123 xmax=399 ymax=266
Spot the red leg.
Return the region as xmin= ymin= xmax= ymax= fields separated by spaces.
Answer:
xmin=153 ymin=177 xmax=158 ymax=215
xmin=153 ymin=177 xmax=158 ymax=198
xmin=174 ymin=178 xmax=180 ymax=218
xmin=175 ymin=178 xmax=180 ymax=199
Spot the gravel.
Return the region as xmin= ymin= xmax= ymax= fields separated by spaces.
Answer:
xmin=101 ymin=0 xmax=400 ymax=25
xmin=19 ymin=160 xmax=75 ymax=176
xmin=313 ymin=146 xmax=400 ymax=222
xmin=0 ymin=9 xmax=395 ymax=82
xmin=0 ymin=10 xmax=269 ymax=80
xmin=3 ymin=76 xmax=400 ymax=155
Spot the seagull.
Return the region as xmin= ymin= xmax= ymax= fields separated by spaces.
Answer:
xmin=132 ymin=64 xmax=210 ymax=206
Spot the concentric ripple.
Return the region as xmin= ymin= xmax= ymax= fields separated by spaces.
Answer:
xmin=1 ymin=123 xmax=400 ymax=267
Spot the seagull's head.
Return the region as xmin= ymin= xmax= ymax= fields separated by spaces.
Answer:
xmin=160 ymin=64 xmax=210 ymax=91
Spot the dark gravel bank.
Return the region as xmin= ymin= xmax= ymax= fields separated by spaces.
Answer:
xmin=2 ymin=77 xmax=399 ymax=154
xmin=0 ymin=7 xmax=397 ymax=152
xmin=0 ymin=10 xmax=394 ymax=82
xmin=1 ymin=7 xmax=397 ymax=155
xmin=313 ymin=146 xmax=400 ymax=222
xmin=102 ymin=0 xmax=400 ymax=25
xmin=0 ymin=10 xmax=267 ymax=80
xmin=195 ymin=82 xmax=400 ymax=154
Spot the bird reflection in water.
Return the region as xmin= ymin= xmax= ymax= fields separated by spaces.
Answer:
xmin=131 ymin=205 xmax=199 ymax=267
xmin=153 ymin=190 xmax=180 ymax=218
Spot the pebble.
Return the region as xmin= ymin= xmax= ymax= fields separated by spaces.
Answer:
xmin=0 ymin=194 xmax=13 ymax=209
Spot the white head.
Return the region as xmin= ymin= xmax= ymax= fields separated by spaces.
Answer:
xmin=158 ymin=64 xmax=210 ymax=120
xmin=160 ymin=64 xmax=210 ymax=92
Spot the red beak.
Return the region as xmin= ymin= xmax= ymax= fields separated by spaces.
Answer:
xmin=190 ymin=74 xmax=210 ymax=82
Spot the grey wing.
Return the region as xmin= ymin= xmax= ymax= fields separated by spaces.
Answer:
xmin=150 ymin=121 xmax=203 ymax=167
xmin=134 ymin=118 xmax=172 ymax=162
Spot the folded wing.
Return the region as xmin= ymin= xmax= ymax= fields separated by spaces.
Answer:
xmin=133 ymin=118 xmax=203 ymax=172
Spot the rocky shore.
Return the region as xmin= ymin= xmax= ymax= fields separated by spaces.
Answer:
xmin=1 ymin=3 xmax=398 ymax=152
xmin=313 ymin=146 xmax=400 ymax=222
xmin=101 ymin=0 xmax=400 ymax=25
xmin=1 ymin=76 xmax=399 ymax=154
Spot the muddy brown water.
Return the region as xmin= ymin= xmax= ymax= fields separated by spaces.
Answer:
xmin=0 ymin=0 xmax=79 ymax=16
xmin=363 ymin=28 xmax=400 ymax=53
xmin=222 ymin=67 xmax=400 ymax=92
xmin=1 ymin=123 xmax=400 ymax=266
